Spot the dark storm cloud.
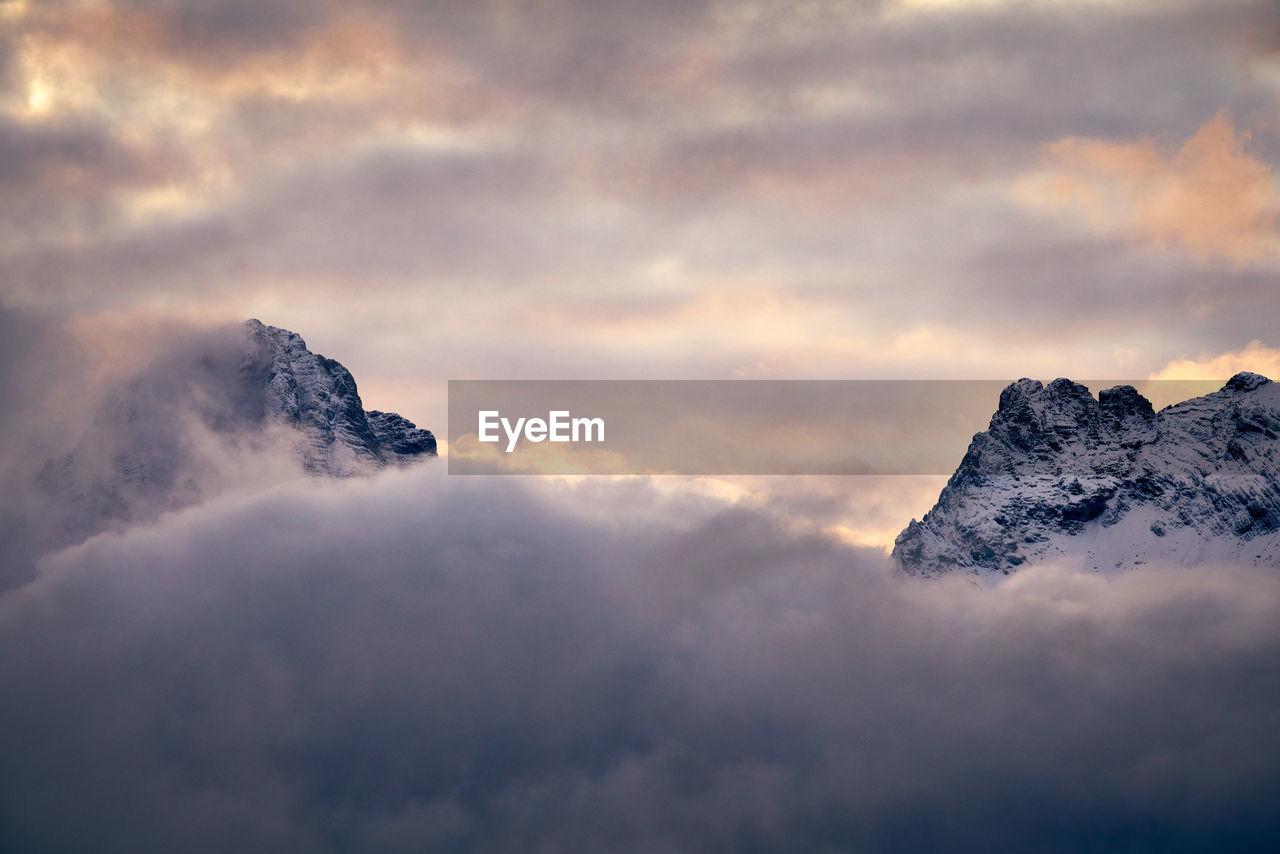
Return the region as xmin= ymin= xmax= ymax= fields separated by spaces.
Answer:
xmin=2 ymin=467 xmax=1279 ymax=853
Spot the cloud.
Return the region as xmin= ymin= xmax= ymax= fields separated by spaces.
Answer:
xmin=15 ymin=0 xmax=369 ymax=90
xmin=0 ymin=0 xmax=1274 ymax=391
xmin=4 ymin=8 xmax=1280 ymax=848
xmin=1019 ymin=111 xmax=1280 ymax=263
xmin=0 ymin=306 xmax=342 ymax=590
xmin=4 ymin=0 xmax=1280 ymax=422
xmin=2 ymin=467 xmax=1280 ymax=852
xmin=1149 ymin=339 xmax=1280 ymax=380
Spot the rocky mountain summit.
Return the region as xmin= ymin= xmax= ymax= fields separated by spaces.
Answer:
xmin=240 ymin=319 xmax=436 ymax=470
xmin=38 ymin=319 xmax=434 ymax=548
xmin=893 ymin=372 xmax=1280 ymax=579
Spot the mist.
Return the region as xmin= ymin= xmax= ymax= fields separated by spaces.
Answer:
xmin=2 ymin=465 xmax=1278 ymax=853
xmin=0 ymin=308 xmax=322 ymax=590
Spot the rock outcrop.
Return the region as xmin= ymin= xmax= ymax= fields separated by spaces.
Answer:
xmin=893 ymin=373 xmax=1280 ymax=578
xmin=38 ymin=319 xmax=435 ymax=547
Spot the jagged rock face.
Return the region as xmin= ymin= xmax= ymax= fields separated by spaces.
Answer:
xmin=241 ymin=319 xmax=435 ymax=471
xmin=38 ymin=319 xmax=435 ymax=548
xmin=893 ymin=373 xmax=1280 ymax=579
xmin=366 ymin=410 xmax=438 ymax=456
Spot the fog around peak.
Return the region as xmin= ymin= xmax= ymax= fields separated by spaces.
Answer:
xmin=3 ymin=465 xmax=1278 ymax=852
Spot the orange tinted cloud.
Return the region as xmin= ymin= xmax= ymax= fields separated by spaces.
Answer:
xmin=1021 ymin=112 xmax=1279 ymax=263
xmin=18 ymin=2 xmax=404 ymax=102
xmin=1149 ymin=339 xmax=1280 ymax=381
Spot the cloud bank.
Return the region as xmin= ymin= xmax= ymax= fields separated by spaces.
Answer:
xmin=4 ymin=0 xmax=1280 ymax=403
xmin=2 ymin=467 xmax=1279 ymax=853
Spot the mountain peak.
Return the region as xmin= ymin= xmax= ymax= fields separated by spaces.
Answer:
xmin=1098 ymin=384 xmax=1152 ymax=413
xmin=38 ymin=319 xmax=435 ymax=549
xmin=1224 ymin=371 xmax=1272 ymax=392
xmin=894 ymin=373 xmax=1280 ymax=579
xmin=236 ymin=318 xmax=435 ymax=471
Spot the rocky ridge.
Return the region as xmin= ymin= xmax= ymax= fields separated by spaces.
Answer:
xmin=38 ymin=319 xmax=435 ymax=547
xmin=893 ymin=373 xmax=1280 ymax=578
xmin=241 ymin=319 xmax=435 ymax=471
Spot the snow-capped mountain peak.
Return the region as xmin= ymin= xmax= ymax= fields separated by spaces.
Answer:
xmin=241 ymin=318 xmax=435 ymax=471
xmin=893 ymin=373 xmax=1280 ymax=579
xmin=37 ymin=319 xmax=435 ymax=549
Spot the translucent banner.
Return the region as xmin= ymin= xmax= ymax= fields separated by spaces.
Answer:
xmin=446 ymin=380 xmax=1222 ymax=475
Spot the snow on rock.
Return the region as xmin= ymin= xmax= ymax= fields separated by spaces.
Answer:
xmin=241 ymin=319 xmax=436 ymax=472
xmin=893 ymin=373 xmax=1280 ymax=579
xmin=37 ymin=319 xmax=435 ymax=548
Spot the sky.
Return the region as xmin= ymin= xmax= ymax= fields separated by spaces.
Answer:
xmin=4 ymin=1 xmax=1280 ymax=850
xmin=4 ymin=0 xmax=1280 ymax=427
